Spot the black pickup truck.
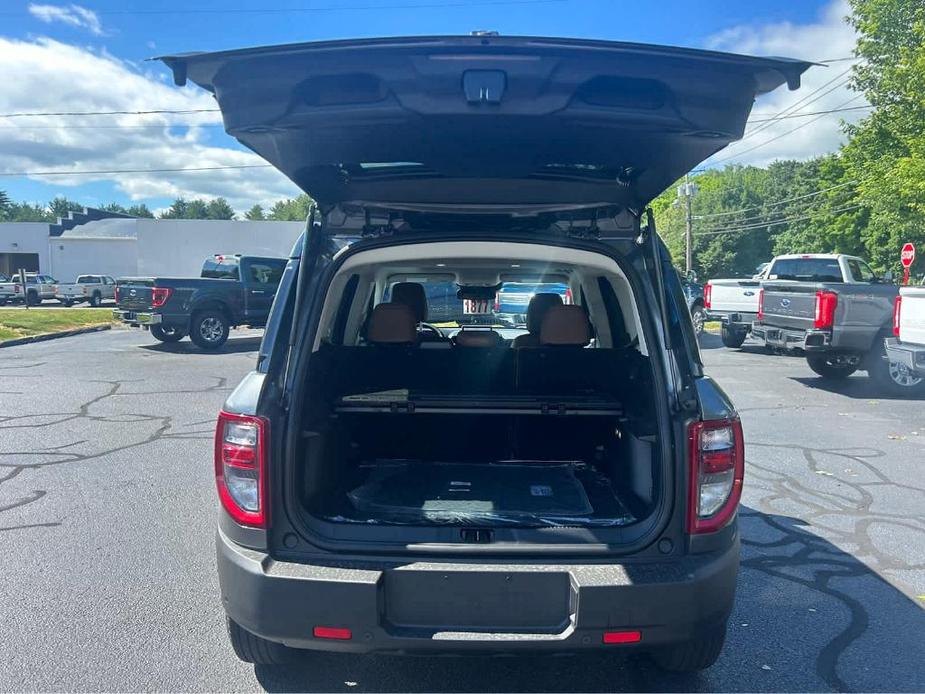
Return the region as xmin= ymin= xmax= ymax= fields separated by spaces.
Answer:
xmin=113 ymin=255 xmax=286 ymax=349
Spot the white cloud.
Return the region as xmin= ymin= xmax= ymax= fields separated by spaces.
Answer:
xmin=703 ymin=0 xmax=866 ymax=168
xmin=27 ymin=4 xmax=105 ymax=36
xmin=0 ymin=37 xmax=300 ymax=211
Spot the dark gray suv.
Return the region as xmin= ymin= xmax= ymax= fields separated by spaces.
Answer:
xmin=159 ymin=36 xmax=810 ymax=671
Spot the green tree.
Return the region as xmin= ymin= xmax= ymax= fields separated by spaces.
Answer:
xmin=0 ymin=190 xmax=11 ymax=221
xmin=7 ymin=201 xmax=53 ymax=222
xmin=126 ymin=203 xmax=154 ymax=218
xmin=842 ymin=0 xmax=925 ymax=273
xmin=160 ymin=197 xmax=209 ymax=219
xmin=268 ymin=194 xmax=314 ymax=221
xmin=205 ymin=197 xmax=236 ymax=220
xmin=48 ymin=196 xmax=83 ymax=219
xmin=244 ymin=204 xmax=266 ymax=221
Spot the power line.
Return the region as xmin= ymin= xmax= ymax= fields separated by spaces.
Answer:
xmin=0 ymin=164 xmax=273 ymax=177
xmin=708 ymin=93 xmax=864 ymax=166
xmin=695 ymin=181 xmax=856 ymax=220
xmin=0 ymin=108 xmax=219 ymax=118
xmin=695 ymin=204 xmax=865 ymax=236
xmin=746 ymin=104 xmax=871 ymax=124
xmin=2 ymin=0 xmax=570 ymax=15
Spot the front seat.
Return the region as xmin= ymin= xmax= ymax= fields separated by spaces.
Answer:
xmin=390 ymin=282 xmax=447 ymax=343
xmin=539 ymin=304 xmax=592 ymax=347
xmin=365 ymin=303 xmax=418 ymax=345
xmin=511 ymin=293 xmax=564 ymax=348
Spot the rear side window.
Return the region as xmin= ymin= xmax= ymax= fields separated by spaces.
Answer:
xmin=847 ymin=259 xmax=875 ymax=282
xmin=248 ymin=262 xmax=285 ymax=286
xmin=770 ymin=258 xmax=842 ymax=283
xmin=77 ymin=276 xmax=96 ymax=284
xmin=201 ymin=259 xmax=240 ymax=280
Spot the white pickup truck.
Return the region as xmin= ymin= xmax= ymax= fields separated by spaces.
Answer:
xmin=55 ymin=274 xmax=117 ymax=307
xmin=704 ymin=263 xmax=770 ymax=347
xmin=884 ymin=286 xmax=925 ymax=392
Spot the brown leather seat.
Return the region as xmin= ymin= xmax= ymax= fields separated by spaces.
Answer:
xmin=390 ymin=282 xmax=428 ymax=324
xmin=539 ymin=305 xmax=591 ymax=347
xmin=453 ymin=329 xmax=504 ymax=347
xmin=366 ymin=303 xmax=418 ymax=345
xmin=511 ymin=293 xmax=564 ymax=348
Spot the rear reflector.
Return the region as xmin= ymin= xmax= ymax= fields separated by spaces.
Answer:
xmin=313 ymin=626 xmax=352 ymax=640
xmin=893 ymin=295 xmax=902 ymax=337
xmin=603 ymin=630 xmax=642 ymax=644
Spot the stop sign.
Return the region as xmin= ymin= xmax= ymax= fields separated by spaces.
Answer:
xmin=901 ymin=243 xmax=916 ymax=268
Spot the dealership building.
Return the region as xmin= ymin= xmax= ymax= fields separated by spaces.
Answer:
xmin=0 ymin=207 xmax=304 ymax=281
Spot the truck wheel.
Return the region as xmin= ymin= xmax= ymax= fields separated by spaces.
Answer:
xmin=651 ymin=625 xmax=726 ymax=672
xmin=227 ymin=618 xmax=295 ymax=665
xmin=60 ymin=299 xmax=73 ymax=307
xmin=720 ymin=325 xmax=747 ymax=348
xmin=89 ymin=292 xmax=102 ymax=307
xmin=690 ymin=305 xmax=706 ymax=336
xmin=806 ymin=354 xmax=858 ymax=380
xmin=150 ymin=325 xmax=186 ymax=343
xmin=869 ymin=342 xmax=925 ymax=395
xmin=0 ymin=298 xmax=6 ymax=306
xmin=26 ymin=290 xmax=40 ymax=306
xmin=190 ymin=310 xmax=229 ymax=349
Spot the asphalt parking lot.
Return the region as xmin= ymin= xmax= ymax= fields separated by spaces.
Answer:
xmin=1 ymin=329 xmax=923 ymax=692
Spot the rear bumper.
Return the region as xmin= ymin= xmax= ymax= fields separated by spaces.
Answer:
xmin=707 ymin=311 xmax=757 ymax=330
xmin=884 ymin=338 xmax=925 ymax=374
xmin=112 ymin=309 xmax=162 ymax=326
xmin=217 ymin=529 xmax=739 ymax=654
xmin=751 ymin=323 xmax=831 ymax=351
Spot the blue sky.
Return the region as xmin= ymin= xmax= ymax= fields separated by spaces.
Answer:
xmin=0 ymin=0 xmax=862 ymax=214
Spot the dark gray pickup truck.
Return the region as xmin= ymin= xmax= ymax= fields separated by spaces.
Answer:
xmin=114 ymin=255 xmax=286 ymax=349
xmin=749 ymin=254 xmax=909 ymax=391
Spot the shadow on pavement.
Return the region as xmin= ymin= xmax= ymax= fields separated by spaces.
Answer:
xmin=252 ymin=507 xmax=925 ymax=693
xmin=789 ymin=375 xmax=925 ymax=401
xmin=138 ymin=335 xmax=262 ymax=355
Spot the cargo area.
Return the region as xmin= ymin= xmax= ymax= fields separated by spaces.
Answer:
xmin=296 ymin=343 xmax=659 ymax=533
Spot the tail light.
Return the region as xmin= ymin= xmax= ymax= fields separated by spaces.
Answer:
xmin=687 ymin=418 xmax=744 ymax=534
xmin=757 ymin=289 xmax=764 ymax=321
xmin=14 ymin=284 xmax=21 ymax=294
xmin=151 ymin=287 xmax=172 ymax=308
xmin=703 ymin=283 xmax=712 ymax=310
xmin=813 ymin=290 xmax=838 ymax=329
xmin=893 ymin=295 xmax=902 ymax=337
xmin=214 ymin=411 xmax=268 ymax=527
xmin=564 ymin=288 xmax=573 ymax=305
xmin=494 ymin=293 xmax=500 ymax=312
xmin=82 ymin=287 xmax=88 ymax=296
xmin=113 ymin=285 xmax=119 ymax=302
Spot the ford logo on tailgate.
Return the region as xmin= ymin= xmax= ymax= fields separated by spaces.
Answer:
xmin=130 ymin=289 xmax=137 ymax=296
xmin=780 ymin=298 xmax=791 ymax=308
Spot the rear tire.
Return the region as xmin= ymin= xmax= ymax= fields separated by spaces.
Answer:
xmin=227 ymin=618 xmax=295 ymax=665
xmin=806 ymin=354 xmax=859 ymax=380
xmin=720 ymin=325 xmax=747 ymax=348
xmin=60 ymin=299 xmax=73 ymax=307
xmin=190 ymin=310 xmax=229 ymax=350
xmin=868 ymin=341 xmax=925 ymax=395
xmin=150 ymin=325 xmax=186 ymax=343
xmin=89 ymin=292 xmax=102 ymax=307
xmin=651 ymin=625 xmax=727 ymax=673
xmin=26 ymin=290 xmax=40 ymax=306
xmin=690 ymin=305 xmax=706 ymax=336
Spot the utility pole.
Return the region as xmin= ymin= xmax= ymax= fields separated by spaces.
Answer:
xmin=676 ymin=175 xmax=698 ymax=274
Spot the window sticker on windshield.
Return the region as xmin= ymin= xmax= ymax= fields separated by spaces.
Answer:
xmin=530 ymin=485 xmax=553 ymax=497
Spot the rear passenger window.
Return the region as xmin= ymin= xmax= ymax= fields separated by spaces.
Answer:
xmin=249 ymin=263 xmax=284 ymax=285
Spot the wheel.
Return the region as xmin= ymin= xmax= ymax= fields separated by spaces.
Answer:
xmin=89 ymin=292 xmax=102 ymax=307
xmin=0 ymin=298 xmax=7 ymax=306
xmin=806 ymin=354 xmax=859 ymax=380
xmin=720 ymin=325 xmax=747 ymax=348
xmin=690 ymin=305 xmax=706 ymax=336
xmin=651 ymin=625 xmax=727 ymax=673
xmin=60 ymin=299 xmax=73 ymax=307
xmin=26 ymin=290 xmax=40 ymax=306
xmin=150 ymin=325 xmax=186 ymax=343
xmin=868 ymin=342 xmax=925 ymax=395
xmin=227 ymin=618 xmax=295 ymax=665
xmin=189 ymin=310 xmax=230 ymax=349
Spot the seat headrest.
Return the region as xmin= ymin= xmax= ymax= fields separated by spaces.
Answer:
xmin=453 ymin=329 xmax=504 ymax=348
xmin=366 ymin=303 xmax=417 ymax=345
xmin=540 ymin=305 xmax=591 ymax=346
xmin=526 ymin=293 xmax=564 ymax=334
xmin=390 ymin=282 xmax=427 ymax=323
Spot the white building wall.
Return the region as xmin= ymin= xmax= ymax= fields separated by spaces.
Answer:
xmin=0 ymin=223 xmax=52 ymax=273
xmin=48 ymin=238 xmax=138 ymax=282
xmin=135 ymin=219 xmax=304 ymax=277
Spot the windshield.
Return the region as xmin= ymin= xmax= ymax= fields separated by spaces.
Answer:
xmin=769 ymin=258 xmax=843 ymax=283
xmin=383 ymin=279 xmax=570 ymax=327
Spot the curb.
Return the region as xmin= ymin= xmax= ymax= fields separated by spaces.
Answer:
xmin=0 ymin=324 xmax=112 ymax=349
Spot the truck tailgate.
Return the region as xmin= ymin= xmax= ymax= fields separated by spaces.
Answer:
xmin=899 ymin=287 xmax=925 ymax=346
xmin=707 ymin=280 xmax=760 ymax=313
xmin=759 ymin=283 xmax=819 ymax=329
xmin=116 ymin=278 xmax=155 ymax=311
